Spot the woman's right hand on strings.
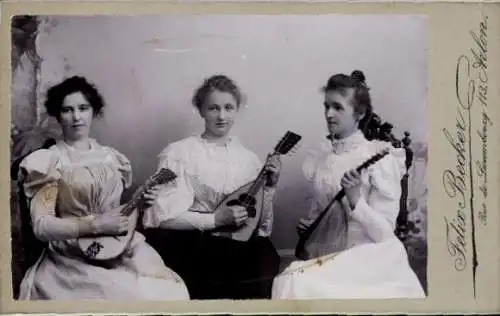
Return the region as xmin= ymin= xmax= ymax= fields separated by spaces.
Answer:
xmin=214 ymin=205 xmax=248 ymax=228
xmin=297 ymin=218 xmax=313 ymax=236
xmin=92 ymin=206 xmax=129 ymax=235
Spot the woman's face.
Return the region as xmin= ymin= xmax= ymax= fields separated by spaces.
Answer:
xmin=199 ymin=89 xmax=239 ymax=138
xmin=59 ymin=91 xmax=94 ymax=141
xmin=324 ymin=88 xmax=360 ymax=139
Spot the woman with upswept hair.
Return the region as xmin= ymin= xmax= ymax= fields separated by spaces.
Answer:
xmin=272 ymin=70 xmax=425 ymax=299
xmin=143 ymin=74 xmax=282 ymax=300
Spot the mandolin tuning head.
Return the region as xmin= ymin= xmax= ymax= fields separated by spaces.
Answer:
xmin=275 ymin=131 xmax=302 ymax=155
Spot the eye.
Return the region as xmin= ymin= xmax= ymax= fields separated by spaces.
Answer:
xmin=324 ymin=102 xmax=344 ymax=111
xmin=61 ymin=107 xmax=72 ymax=113
xmin=225 ymin=103 xmax=236 ymax=111
xmin=79 ymin=104 xmax=91 ymax=111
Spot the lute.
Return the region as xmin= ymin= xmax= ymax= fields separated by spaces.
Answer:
xmin=294 ymin=149 xmax=391 ymax=260
xmin=77 ymin=168 xmax=177 ymax=261
xmin=212 ymin=131 xmax=302 ymax=242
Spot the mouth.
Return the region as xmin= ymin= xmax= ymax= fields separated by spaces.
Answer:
xmin=215 ymin=122 xmax=228 ymax=128
xmin=72 ymin=124 xmax=86 ymax=128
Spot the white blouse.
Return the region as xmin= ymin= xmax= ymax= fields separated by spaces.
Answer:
xmin=143 ymin=135 xmax=276 ymax=237
xmin=302 ymin=130 xmax=407 ymax=248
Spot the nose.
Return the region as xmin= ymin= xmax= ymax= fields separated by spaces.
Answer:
xmin=72 ymin=109 xmax=82 ymax=122
xmin=218 ymin=109 xmax=227 ymax=120
xmin=325 ymin=107 xmax=336 ymax=119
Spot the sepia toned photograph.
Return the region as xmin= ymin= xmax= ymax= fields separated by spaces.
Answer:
xmin=9 ymin=13 xmax=429 ymax=302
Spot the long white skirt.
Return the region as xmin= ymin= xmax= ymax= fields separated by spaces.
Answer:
xmin=19 ymin=233 xmax=190 ymax=300
xmin=272 ymin=237 xmax=425 ymax=299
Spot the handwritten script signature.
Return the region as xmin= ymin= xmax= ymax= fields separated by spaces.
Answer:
xmin=442 ymin=14 xmax=488 ymax=297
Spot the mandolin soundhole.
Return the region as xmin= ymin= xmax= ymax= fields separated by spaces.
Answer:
xmin=226 ymin=194 xmax=258 ymax=218
xmin=247 ymin=207 xmax=256 ymax=218
xmin=84 ymin=241 xmax=104 ymax=258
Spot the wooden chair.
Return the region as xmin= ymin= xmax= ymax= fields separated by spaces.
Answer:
xmin=359 ymin=112 xmax=413 ymax=243
xmin=10 ymin=138 xmax=55 ymax=299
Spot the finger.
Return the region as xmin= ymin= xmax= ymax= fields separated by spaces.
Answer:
xmin=342 ymin=179 xmax=355 ymax=189
xmin=345 ymin=175 xmax=361 ymax=187
xmin=345 ymin=170 xmax=356 ymax=181
xmin=348 ymin=170 xmax=360 ymax=181
xmin=352 ymin=177 xmax=362 ymax=186
xmin=119 ymin=220 xmax=128 ymax=229
xmin=270 ymin=156 xmax=282 ymax=167
xmin=239 ymin=216 xmax=248 ymax=225
xmin=266 ymin=155 xmax=280 ymax=166
xmin=236 ymin=207 xmax=248 ymax=216
xmin=144 ymin=192 xmax=157 ymax=200
xmin=151 ymin=187 xmax=161 ymax=193
xmin=341 ymin=177 xmax=351 ymax=187
xmin=350 ymin=169 xmax=360 ymax=178
xmin=236 ymin=213 xmax=248 ymax=221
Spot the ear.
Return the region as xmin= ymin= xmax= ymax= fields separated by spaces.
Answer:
xmin=355 ymin=111 xmax=366 ymax=122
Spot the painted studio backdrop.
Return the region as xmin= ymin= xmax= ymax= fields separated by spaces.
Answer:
xmin=10 ymin=14 xmax=429 ymax=294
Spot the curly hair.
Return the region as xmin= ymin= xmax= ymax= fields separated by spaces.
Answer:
xmin=44 ymin=76 xmax=105 ymax=119
xmin=192 ymin=74 xmax=243 ymax=110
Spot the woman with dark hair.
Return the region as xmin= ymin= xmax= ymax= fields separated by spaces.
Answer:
xmin=271 ymin=71 xmax=425 ymax=299
xmin=17 ymin=76 xmax=189 ymax=300
xmin=142 ymin=74 xmax=282 ymax=300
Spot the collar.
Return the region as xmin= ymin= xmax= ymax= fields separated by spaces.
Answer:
xmin=328 ymin=130 xmax=367 ymax=154
xmin=198 ymin=134 xmax=237 ymax=148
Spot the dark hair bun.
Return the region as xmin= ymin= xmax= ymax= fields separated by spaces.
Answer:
xmin=351 ymin=70 xmax=366 ymax=83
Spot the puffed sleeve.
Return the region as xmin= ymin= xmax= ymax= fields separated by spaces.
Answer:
xmin=106 ymin=147 xmax=133 ymax=189
xmin=349 ymin=148 xmax=407 ymax=242
xmin=18 ymin=149 xmax=94 ymax=242
xmin=142 ymin=142 xmax=216 ymax=230
xmin=19 ymin=149 xmax=61 ymax=200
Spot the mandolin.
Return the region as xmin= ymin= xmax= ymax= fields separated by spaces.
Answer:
xmin=294 ymin=149 xmax=391 ymax=261
xmin=212 ymin=131 xmax=302 ymax=242
xmin=78 ymin=168 xmax=177 ymax=261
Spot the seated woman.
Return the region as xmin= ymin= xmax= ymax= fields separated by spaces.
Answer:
xmin=142 ymin=74 xmax=281 ymax=300
xmin=272 ymin=70 xmax=425 ymax=299
xmin=17 ymin=76 xmax=190 ymax=300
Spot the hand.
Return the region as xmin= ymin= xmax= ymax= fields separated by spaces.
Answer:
xmin=264 ymin=154 xmax=282 ymax=187
xmin=214 ymin=205 xmax=248 ymax=228
xmin=297 ymin=218 xmax=314 ymax=236
xmin=140 ymin=185 xmax=162 ymax=208
xmin=93 ymin=206 xmax=129 ymax=236
xmin=341 ymin=169 xmax=362 ymax=209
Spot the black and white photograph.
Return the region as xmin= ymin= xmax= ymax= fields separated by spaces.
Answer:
xmin=10 ymin=14 xmax=428 ymax=301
